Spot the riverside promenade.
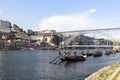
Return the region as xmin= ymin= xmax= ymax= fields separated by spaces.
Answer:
xmin=85 ymin=62 xmax=120 ymax=80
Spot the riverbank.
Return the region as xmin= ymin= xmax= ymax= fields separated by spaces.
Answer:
xmin=85 ymin=62 xmax=120 ymax=80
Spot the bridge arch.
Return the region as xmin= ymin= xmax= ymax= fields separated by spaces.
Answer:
xmin=57 ymin=27 xmax=120 ymax=48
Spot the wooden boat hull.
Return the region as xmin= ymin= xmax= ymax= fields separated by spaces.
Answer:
xmin=87 ymin=53 xmax=93 ymax=56
xmin=60 ymin=56 xmax=85 ymax=61
xmin=93 ymin=54 xmax=102 ymax=57
xmin=105 ymin=52 xmax=111 ymax=55
xmin=93 ymin=52 xmax=102 ymax=57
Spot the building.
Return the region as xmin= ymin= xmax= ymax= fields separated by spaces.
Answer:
xmin=0 ymin=20 xmax=11 ymax=33
xmin=32 ymin=30 xmax=58 ymax=47
xmin=26 ymin=29 xmax=34 ymax=35
xmin=15 ymin=32 xmax=30 ymax=40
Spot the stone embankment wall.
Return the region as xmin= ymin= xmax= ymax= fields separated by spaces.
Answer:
xmin=85 ymin=62 xmax=120 ymax=80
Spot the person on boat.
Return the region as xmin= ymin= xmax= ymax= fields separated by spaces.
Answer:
xmin=59 ymin=51 xmax=67 ymax=59
xmin=64 ymin=51 xmax=67 ymax=55
xmin=59 ymin=51 xmax=61 ymax=55
xmin=60 ymin=51 xmax=70 ymax=58
xmin=74 ymin=51 xmax=77 ymax=58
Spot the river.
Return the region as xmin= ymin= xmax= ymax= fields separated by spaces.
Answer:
xmin=0 ymin=49 xmax=120 ymax=80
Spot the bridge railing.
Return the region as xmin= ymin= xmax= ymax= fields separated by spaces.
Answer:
xmin=66 ymin=45 xmax=114 ymax=48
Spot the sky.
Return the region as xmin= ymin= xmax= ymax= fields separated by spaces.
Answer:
xmin=0 ymin=0 xmax=120 ymax=32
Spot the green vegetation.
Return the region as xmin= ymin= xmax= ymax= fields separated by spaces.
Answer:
xmin=13 ymin=24 xmax=23 ymax=31
xmin=7 ymin=31 xmax=16 ymax=40
xmin=0 ymin=31 xmax=2 ymax=39
xmin=51 ymin=35 xmax=62 ymax=46
xmin=85 ymin=62 xmax=120 ymax=80
xmin=113 ymin=70 xmax=120 ymax=80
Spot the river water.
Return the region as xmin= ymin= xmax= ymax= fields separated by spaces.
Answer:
xmin=0 ymin=49 xmax=120 ymax=80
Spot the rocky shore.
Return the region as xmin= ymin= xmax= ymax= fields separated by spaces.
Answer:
xmin=85 ymin=62 xmax=120 ymax=80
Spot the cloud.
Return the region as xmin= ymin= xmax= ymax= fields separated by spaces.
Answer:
xmin=0 ymin=9 xmax=3 ymax=14
xmin=39 ymin=9 xmax=97 ymax=32
xmin=99 ymin=35 xmax=120 ymax=41
xmin=89 ymin=9 xmax=97 ymax=13
xmin=112 ymin=35 xmax=120 ymax=41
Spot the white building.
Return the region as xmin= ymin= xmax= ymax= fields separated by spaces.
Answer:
xmin=30 ymin=35 xmax=40 ymax=41
xmin=0 ymin=20 xmax=11 ymax=33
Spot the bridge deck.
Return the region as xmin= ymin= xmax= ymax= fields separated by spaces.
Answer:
xmin=66 ymin=45 xmax=114 ymax=47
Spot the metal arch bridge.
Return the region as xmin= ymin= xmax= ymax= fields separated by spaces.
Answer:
xmin=67 ymin=45 xmax=114 ymax=48
xmin=57 ymin=27 xmax=120 ymax=33
xmin=57 ymin=27 xmax=120 ymax=48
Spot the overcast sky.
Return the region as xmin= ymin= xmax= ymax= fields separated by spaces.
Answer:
xmin=0 ymin=0 xmax=120 ymax=32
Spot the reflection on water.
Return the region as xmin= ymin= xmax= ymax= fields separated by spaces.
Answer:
xmin=0 ymin=50 xmax=120 ymax=80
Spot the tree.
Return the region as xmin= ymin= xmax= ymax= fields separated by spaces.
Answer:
xmin=7 ymin=31 xmax=16 ymax=40
xmin=51 ymin=35 xmax=62 ymax=46
xmin=13 ymin=24 xmax=21 ymax=31
xmin=0 ymin=31 xmax=2 ymax=39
